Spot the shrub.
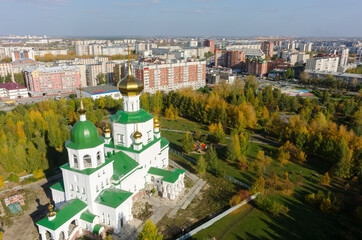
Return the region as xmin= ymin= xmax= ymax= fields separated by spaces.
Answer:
xmin=255 ymin=195 xmax=289 ymax=217
xmin=229 ymin=190 xmax=250 ymax=206
xmin=0 ymin=176 xmax=5 ymax=188
xmin=8 ymin=174 xmax=19 ymax=183
xmin=33 ymin=169 xmax=44 ymax=179
xmin=151 ymin=188 xmax=156 ymax=194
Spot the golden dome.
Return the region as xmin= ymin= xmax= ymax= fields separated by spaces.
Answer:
xmin=154 ymin=117 xmax=160 ymax=128
xmin=132 ymin=130 xmax=142 ymax=139
xmin=104 ymin=124 xmax=111 ymax=134
xmin=118 ymin=60 xmax=144 ymax=96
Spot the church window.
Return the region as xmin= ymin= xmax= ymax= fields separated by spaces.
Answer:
xmin=107 ymin=214 xmax=110 ymax=225
xmin=70 ymin=184 xmax=74 ymax=191
xmin=147 ymin=130 xmax=152 ymax=142
xmin=76 ymin=186 xmax=79 ymax=192
xmin=98 ymin=172 xmax=100 ymax=178
xmin=117 ymin=134 xmax=124 ymax=145
xmin=102 ymin=213 xmax=105 ymax=223
xmin=97 ymin=151 xmax=102 ymax=166
xmin=82 ymin=187 xmax=85 ymax=194
xmin=134 ymin=185 xmax=136 ymax=191
xmin=96 ymin=185 xmax=99 ymax=192
xmin=101 ymin=182 xmax=104 ymax=189
xmin=106 ymin=178 xmax=109 ymax=185
xmin=151 ymin=176 xmax=154 ymax=182
xmin=103 ymin=169 xmax=105 ymax=175
xmin=73 ymin=155 xmax=78 ymax=168
xmin=83 ymin=155 xmax=92 ymax=168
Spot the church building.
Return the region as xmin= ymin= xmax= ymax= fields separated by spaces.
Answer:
xmin=36 ymin=59 xmax=185 ymax=240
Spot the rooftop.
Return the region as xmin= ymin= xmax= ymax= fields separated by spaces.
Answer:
xmin=24 ymin=65 xmax=80 ymax=73
xmin=110 ymin=109 xmax=153 ymax=124
xmin=111 ymin=151 xmax=139 ymax=180
xmin=0 ymin=82 xmax=26 ymax=90
xmin=148 ymin=167 xmax=185 ymax=183
xmin=50 ymin=180 xmax=64 ymax=192
xmin=95 ymin=189 xmax=133 ymax=209
xmin=80 ymin=210 xmax=97 ymax=223
xmin=37 ymin=199 xmax=87 ymax=230
xmin=81 ymin=85 xmax=120 ymax=95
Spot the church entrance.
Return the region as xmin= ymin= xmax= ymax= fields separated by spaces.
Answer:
xmin=68 ymin=220 xmax=78 ymax=236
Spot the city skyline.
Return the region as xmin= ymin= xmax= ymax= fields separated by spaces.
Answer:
xmin=0 ymin=0 xmax=361 ymax=37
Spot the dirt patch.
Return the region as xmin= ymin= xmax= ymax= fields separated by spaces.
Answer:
xmin=2 ymin=185 xmax=50 ymax=240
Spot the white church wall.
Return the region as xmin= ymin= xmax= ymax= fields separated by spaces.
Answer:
xmin=119 ymin=168 xmax=145 ymax=192
xmin=51 ymin=189 xmax=66 ymax=208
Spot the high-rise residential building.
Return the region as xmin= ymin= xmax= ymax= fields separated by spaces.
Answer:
xmin=122 ymin=59 xmax=206 ymax=94
xmin=215 ymin=50 xmax=245 ymax=68
xmin=86 ymin=61 xmax=117 ymax=86
xmin=204 ymin=40 xmax=215 ymax=54
xmin=299 ymin=43 xmax=313 ymax=52
xmin=338 ymin=48 xmax=349 ymax=66
xmin=24 ymin=66 xmax=80 ymax=94
xmin=246 ymin=57 xmax=268 ymax=77
xmin=0 ymin=63 xmax=14 ymax=81
xmin=261 ymin=41 xmax=274 ymax=58
xmin=306 ymin=57 xmax=339 ymax=72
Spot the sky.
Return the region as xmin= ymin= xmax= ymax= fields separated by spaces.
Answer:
xmin=0 ymin=0 xmax=361 ymax=37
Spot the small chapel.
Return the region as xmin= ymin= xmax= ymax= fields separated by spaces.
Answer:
xmin=36 ymin=58 xmax=185 ymax=240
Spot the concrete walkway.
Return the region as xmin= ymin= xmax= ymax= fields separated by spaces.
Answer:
xmin=170 ymin=178 xmax=206 ymax=216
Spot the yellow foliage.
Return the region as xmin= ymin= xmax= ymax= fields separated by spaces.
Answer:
xmin=33 ymin=169 xmax=44 ymax=179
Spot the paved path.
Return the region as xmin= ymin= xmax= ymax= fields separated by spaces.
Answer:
xmin=170 ymin=178 xmax=206 ymax=216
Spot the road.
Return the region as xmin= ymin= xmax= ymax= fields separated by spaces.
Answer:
xmin=0 ymin=92 xmax=74 ymax=111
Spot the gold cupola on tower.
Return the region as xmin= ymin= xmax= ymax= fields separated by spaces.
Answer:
xmin=118 ymin=45 xmax=144 ymax=96
xmin=154 ymin=116 xmax=160 ymax=128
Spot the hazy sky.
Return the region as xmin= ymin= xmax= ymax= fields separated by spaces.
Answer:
xmin=0 ymin=0 xmax=361 ymax=37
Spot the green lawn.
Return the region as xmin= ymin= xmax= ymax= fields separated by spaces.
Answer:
xmin=160 ymin=117 xmax=209 ymax=133
xmin=192 ymin=158 xmax=361 ymax=240
xmin=161 ymin=117 xmax=362 ymax=240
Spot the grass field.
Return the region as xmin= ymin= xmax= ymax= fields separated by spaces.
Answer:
xmin=161 ymin=117 xmax=362 ymax=240
xmin=192 ymin=157 xmax=361 ymax=240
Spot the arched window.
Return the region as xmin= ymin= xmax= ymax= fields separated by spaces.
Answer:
xmin=73 ymin=154 xmax=78 ymax=168
xmin=96 ymin=185 xmax=99 ymax=192
xmin=83 ymin=155 xmax=92 ymax=168
xmin=82 ymin=187 xmax=85 ymax=194
xmin=106 ymin=178 xmax=109 ymax=185
xmin=76 ymin=186 xmax=79 ymax=192
xmin=107 ymin=214 xmax=110 ymax=225
xmin=70 ymin=184 xmax=74 ymax=191
xmin=97 ymin=151 xmax=102 ymax=166
xmin=151 ymin=176 xmax=154 ymax=182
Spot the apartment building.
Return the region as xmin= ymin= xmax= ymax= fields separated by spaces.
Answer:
xmin=0 ymin=63 xmax=14 ymax=80
xmin=24 ymin=66 xmax=80 ymax=94
xmin=306 ymin=57 xmax=339 ymax=72
xmin=121 ymin=59 xmax=207 ymax=94
xmin=246 ymin=57 xmax=268 ymax=77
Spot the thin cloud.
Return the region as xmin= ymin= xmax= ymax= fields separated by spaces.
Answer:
xmin=83 ymin=9 xmax=103 ymax=13
xmin=113 ymin=0 xmax=160 ymax=7
xmin=161 ymin=9 xmax=203 ymax=14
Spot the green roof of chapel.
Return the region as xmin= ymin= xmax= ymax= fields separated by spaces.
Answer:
xmin=66 ymin=120 xmax=104 ymax=149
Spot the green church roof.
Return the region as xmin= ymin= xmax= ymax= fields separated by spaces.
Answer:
xmin=66 ymin=120 xmax=104 ymax=149
xmin=110 ymin=109 xmax=153 ymax=124
xmin=36 ymin=199 xmax=87 ymax=230
xmin=148 ymin=167 xmax=185 ymax=183
xmin=60 ymin=157 xmax=113 ymax=176
xmin=96 ymin=189 xmax=133 ymax=209
xmin=50 ymin=180 xmax=64 ymax=192
xmin=93 ymin=224 xmax=103 ymax=235
xmin=80 ymin=210 xmax=97 ymax=223
xmin=111 ymin=151 xmax=139 ymax=181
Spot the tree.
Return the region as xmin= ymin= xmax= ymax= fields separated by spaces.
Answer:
xmin=196 ymin=155 xmax=207 ymax=175
xmin=137 ymin=219 xmax=163 ymax=240
xmin=227 ymin=134 xmax=241 ymax=162
xmin=286 ymin=68 xmax=294 ymax=79
xmin=164 ymin=104 xmax=178 ymax=119
xmin=251 ymin=176 xmax=265 ymax=195
xmin=208 ymin=122 xmax=225 ymax=144
xmin=270 ymin=172 xmax=279 ymax=190
xmin=194 ymin=129 xmax=201 ymax=140
xmin=182 ymin=131 xmax=193 ymax=154
xmin=205 ymin=145 xmax=219 ymax=171
xmin=140 ymin=93 xmax=150 ymax=112
xmin=96 ymin=73 xmax=107 ymax=85
xmin=320 ymin=172 xmax=331 ymax=186
xmin=277 ymin=150 xmax=290 ymax=166
xmin=0 ymin=176 xmax=5 ymax=189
